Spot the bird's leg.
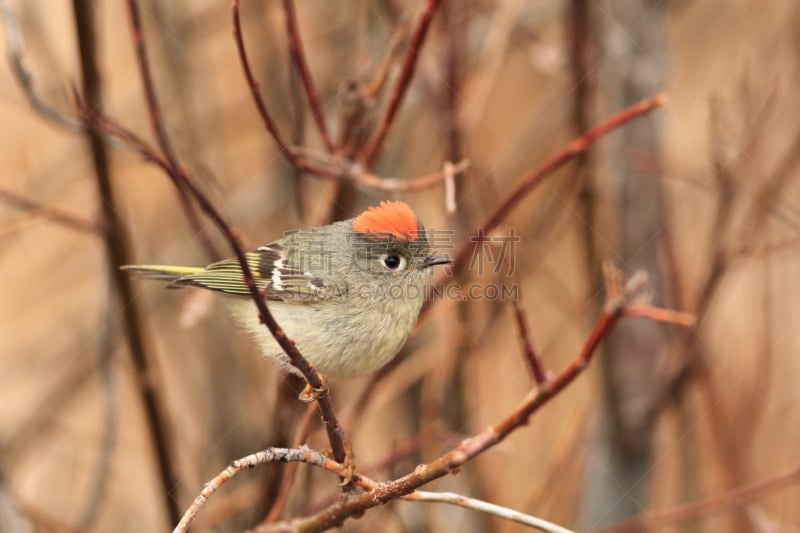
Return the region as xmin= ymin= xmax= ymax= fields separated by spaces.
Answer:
xmin=299 ymin=376 xmax=357 ymax=484
xmin=320 ymin=429 xmax=356 ymax=486
xmin=298 ymin=374 xmax=329 ymax=402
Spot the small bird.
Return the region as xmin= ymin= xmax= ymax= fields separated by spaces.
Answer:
xmin=123 ymin=200 xmax=452 ymax=380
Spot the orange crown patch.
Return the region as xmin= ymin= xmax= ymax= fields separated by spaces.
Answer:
xmin=352 ymin=200 xmax=419 ymax=240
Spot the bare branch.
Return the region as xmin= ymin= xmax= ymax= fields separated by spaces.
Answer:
xmin=174 ymin=446 xmax=354 ymax=533
xmin=405 ymin=491 xmax=576 ymax=533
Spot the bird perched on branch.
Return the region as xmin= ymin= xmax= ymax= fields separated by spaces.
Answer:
xmin=123 ymin=200 xmax=452 ymax=382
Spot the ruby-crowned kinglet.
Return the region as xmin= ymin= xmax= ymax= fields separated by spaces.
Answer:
xmin=123 ymin=201 xmax=452 ymax=378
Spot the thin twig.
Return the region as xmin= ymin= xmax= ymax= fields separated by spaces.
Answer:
xmin=360 ymin=0 xmax=444 ymax=166
xmin=125 ymin=1 xmax=346 ymax=463
xmin=459 ymin=94 xmax=667 ymax=272
xmin=405 ymin=491 xmax=576 ymax=533
xmin=511 ymin=298 xmax=548 ymax=385
xmin=286 ymin=34 xmax=308 ymax=221
xmin=281 ymin=0 xmax=334 ymax=152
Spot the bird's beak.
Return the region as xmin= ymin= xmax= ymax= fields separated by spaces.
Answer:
xmin=422 ymin=254 xmax=453 ymax=269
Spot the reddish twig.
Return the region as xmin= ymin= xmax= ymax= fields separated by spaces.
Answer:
xmin=592 ymin=463 xmax=800 ymax=533
xmin=360 ymin=0 xmax=444 ymax=166
xmin=511 ymin=298 xmax=548 ymax=385
xmin=281 ymin=0 xmax=334 ymax=152
xmin=126 ymin=0 xmax=178 ymax=168
xmin=459 ymin=94 xmax=666 ymax=271
xmin=423 ymin=94 xmax=666 ymax=307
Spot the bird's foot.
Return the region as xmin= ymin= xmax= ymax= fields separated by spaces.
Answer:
xmin=323 ymin=435 xmax=356 ymax=486
xmin=298 ymin=375 xmax=329 ymax=403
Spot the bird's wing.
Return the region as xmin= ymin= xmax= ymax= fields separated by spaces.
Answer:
xmin=169 ymin=244 xmax=334 ymax=302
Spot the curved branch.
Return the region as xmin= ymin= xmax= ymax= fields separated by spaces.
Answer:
xmin=173 ymin=446 xmax=354 ymax=533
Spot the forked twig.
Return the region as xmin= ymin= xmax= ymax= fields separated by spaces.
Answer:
xmin=291 ymin=147 xmax=471 ymax=192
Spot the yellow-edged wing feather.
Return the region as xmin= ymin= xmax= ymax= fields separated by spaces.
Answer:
xmin=123 ymin=248 xmax=331 ymax=302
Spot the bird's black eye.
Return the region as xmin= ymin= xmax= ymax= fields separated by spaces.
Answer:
xmin=382 ymin=254 xmax=407 ymax=270
xmin=384 ymin=255 xmax=401 ymax=269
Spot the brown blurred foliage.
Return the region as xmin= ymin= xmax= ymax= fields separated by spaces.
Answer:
xmin=1 ymin=1 xmax=800 ymax=532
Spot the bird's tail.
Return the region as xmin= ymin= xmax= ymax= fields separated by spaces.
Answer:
xmin=120 ymin=264 xmax=205 ymax=286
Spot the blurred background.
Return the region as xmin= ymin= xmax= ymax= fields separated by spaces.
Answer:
xmin=2 ymin=1 xmax=800 ymax=531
